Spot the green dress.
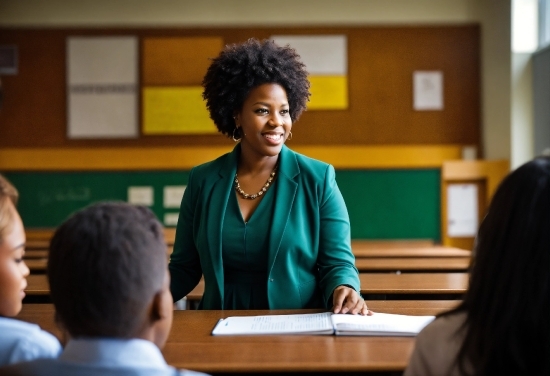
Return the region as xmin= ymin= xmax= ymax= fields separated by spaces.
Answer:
xmin=221 ymin=181 xmax=277 ymax=310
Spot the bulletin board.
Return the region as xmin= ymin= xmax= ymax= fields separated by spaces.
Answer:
xmin=0 ymin=25 xmax=480 ymax=149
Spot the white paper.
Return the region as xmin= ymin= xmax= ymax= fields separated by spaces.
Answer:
xmin=212 ymin=312 xmax=334 ymax=335
xmin=332 ymin=312 xmax=434 ymax=336
xmin=67 ymin=36 xmax=138 ymax=138
xmin=163 ymin=186 xmax=186 ymax=208
xmin=127 ymin=186 xmax=154 ymax=206
xmin=413 ymin=71 xmax=443 ymax=110
xmin=270 ymin=35 xmax=347 ymax=75
xmin=447 ymin=184 xmax=478 ymax=237
xmin=164 ymin=213 xmax=180 ymax=226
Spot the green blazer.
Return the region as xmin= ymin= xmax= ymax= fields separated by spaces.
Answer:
xmin=169 ymin=144 xmax=360 ymax=309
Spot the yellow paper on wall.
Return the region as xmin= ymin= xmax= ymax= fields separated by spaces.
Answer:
xmin=308 ymin=75 xmax=348 ymax=110
xmin=142 ymin=87 xmax=216 ymax=134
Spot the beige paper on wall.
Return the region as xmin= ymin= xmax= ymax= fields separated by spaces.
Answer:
xmin=67 ymin=36 xmax=138 ymax=138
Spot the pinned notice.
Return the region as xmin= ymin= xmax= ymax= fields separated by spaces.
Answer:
xmin=447 ymin=184 xmax=478 ymax=237
xmin=413 ymin=71 xmax=443 ymax=111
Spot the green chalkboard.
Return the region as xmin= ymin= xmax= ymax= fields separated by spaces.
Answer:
xmin=4 ymin=169 xmax=440 ymax=240
xmin=4 ymin=171 xmax=190 ymax=228
xmin=336 ymin=169 xmax=441 ymax=240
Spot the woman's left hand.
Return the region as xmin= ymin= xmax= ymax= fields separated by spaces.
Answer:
xmin=332 ymin=285 xmax=373 ymax=315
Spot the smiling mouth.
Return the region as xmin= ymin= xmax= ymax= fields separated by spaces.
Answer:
xmin=263 ymin=133 xmax=283 ymax=141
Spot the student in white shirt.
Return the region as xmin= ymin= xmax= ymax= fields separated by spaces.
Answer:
xmin=0 ymin=202 xmax=208 ymax=376
xmin=0 ymin=174 xmax=61 ymax=366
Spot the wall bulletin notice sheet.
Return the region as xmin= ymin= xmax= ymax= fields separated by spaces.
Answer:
xmin=212 ymin=312 xmax=434 ymax=336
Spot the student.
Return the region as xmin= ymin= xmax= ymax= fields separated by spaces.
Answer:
xmin=0 ymin=174 xmax=62 ymax=366
xmin=405 ymin=156 xmax=550 ymax=376
xmin=1 ymin=202 xmax=208 ymax=376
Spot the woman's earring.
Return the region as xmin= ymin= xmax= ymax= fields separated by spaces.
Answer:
xmin=232 ymin=127 xmax=242 ymax=142
xmin=286 ymin=131 xmax=293 ymax=141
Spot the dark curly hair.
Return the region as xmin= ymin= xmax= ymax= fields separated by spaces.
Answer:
xmin=202 ymin=38 xmax=310 ymax=138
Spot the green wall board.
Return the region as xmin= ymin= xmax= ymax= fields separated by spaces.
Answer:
xmin=4 ymin=171 xmax=190 ymax=228
xmin=4 ymin=169 xmax=440 ymax=240
xmin=336 ymin=169 xmax=441 ymax=240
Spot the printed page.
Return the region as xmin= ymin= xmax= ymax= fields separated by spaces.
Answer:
xmin=331 ymin=312 xmax=435 ymax=336
xmin=212 ymin=312 xmax=334 ymax=336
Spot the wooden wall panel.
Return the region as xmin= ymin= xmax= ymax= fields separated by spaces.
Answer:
xmin=0 ymin=25 xmax=480 ymax=149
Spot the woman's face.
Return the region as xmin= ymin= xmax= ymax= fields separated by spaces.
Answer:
xmin=235 ymin=83 xmax=292 ymax=158
xmin=0 ymin=200 xmax=28 ymax=317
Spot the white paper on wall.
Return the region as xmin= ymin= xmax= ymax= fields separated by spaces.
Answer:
xmin=67 ymin=36 xmax=138 ymax=138
xmin=164 ymin=186 xmax=186 ymax=208
xmin=128 ymin=186 xmax=154 ymax=206
xmin=447 ymin=184 xmax=478 ymax=237
xmin=413 ymin=71 xmax=444 ymax=111
xmin=270 ymin=35 xmax=347 ymax=75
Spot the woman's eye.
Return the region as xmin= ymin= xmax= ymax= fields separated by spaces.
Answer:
xmin=14 ymin=258 xmax=23 ymax=263
xmin=280 ymin=109 xmax=289 ymax=115
xmin=255 ymin=108 xmax=268 ymax=114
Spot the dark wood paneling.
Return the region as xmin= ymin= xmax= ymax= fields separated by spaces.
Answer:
xmin=0 ymin=25 xmax=480 ymax=148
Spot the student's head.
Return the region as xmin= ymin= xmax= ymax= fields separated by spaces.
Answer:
xmin=48 ymin=202 xmax=173 ymax=348
xmin=0 ymin=174 xmax=29 ymax=317
xmin=457 ymin=156 xmax=550 ymax=374
xmin=202 ymin=38 xmax=310 ymax=140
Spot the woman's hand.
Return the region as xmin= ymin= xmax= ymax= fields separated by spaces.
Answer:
xmin=332 ymin=285 xmax=373 ymax=315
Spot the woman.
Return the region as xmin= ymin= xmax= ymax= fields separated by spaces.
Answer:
xmin=405 ymin=156 xmax=550 ymax=375
xmin=169 ymin=38 xmax=367 ymax=314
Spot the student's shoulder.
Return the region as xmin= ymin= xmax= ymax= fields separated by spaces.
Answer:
xmin=175 ymin=370 xmax=210 ymax=376
xmin=0 ymin=317 xmax=61 ymax=361
xmin=412 ymin=311 xmax=467 ymax=361
xmin=0 ymin=360 xmax=211 ymax=376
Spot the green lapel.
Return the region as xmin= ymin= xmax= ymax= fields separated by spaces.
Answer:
xmin=267 ymin=145 xmax=299 ymax=273
xmin=205 ymin=144 xmax=239 ymax=303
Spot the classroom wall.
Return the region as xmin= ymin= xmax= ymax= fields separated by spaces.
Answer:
xmin=0 ymin=0 xmax=517 ymax=240
xmin=0 ymin=0 xmax=480 ymax=26
xmin=0 ymin=0 xmax=516 ymax=161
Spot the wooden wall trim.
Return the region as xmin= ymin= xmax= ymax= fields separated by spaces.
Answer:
xmin=0 ymin=145 xmax=463 ymax=170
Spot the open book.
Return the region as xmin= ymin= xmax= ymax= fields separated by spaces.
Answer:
xmin=212 ymin=312 xmax=434 ymax=336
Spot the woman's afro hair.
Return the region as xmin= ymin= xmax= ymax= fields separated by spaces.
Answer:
xmin=202 ymin=38 xmax=310 ymax=137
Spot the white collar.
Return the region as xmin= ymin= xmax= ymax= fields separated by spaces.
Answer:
xmin=60 ymin=338 xmax=170 ymax=370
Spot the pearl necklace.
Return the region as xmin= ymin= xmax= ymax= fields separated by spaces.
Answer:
xmin=234 ymin=164 xmax=278 ymax=200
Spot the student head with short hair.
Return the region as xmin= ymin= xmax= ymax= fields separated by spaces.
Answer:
xmin=2 ymin=202 xmax=208 ymax=376
xmin=405 ymin=156 xmax=550 ymax=376
xmin=0 ymin=174 xmax=62 ymax=366
xmin=48 ymin=202 xmax=170 ymax=342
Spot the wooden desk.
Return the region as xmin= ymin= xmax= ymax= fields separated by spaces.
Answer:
xmin=355 ymin=257 xmax=470 ymax=272
xmin=24 ymin=249 xmax=49 ymax=259
xmin=178 ymin=273 xmax=468 ymax=307
xmin=25 ymin=239 xmax=50 ymax=250
xmin=25 ymin=274 xmax=50 ymax=295
xmin=352 ymin=245 xmax=471 ymax=258
xmin=25 ymin=258 xmax=48 ymax=272
xmin=26 ymin=228 xmax=178 ymax=247
xmin=359 ymin=273 xmax=468 ymax=295
xmin=26 ymin=272 xmax=468 ymax=299
xmin=18 ymin=302 xmax=459 ymax=374
xmin=351 ymin=239 xmax=434 ymax=250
